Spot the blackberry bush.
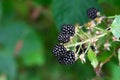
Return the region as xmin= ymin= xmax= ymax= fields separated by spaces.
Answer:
xmin=52 ymin=7 xmax=120 ymax=77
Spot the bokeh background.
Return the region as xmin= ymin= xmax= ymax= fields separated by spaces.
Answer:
xmin=0 ymin=0 xmax=120 ymax=80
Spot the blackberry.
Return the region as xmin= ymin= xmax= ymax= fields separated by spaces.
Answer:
xmin=58 ymin=32 xmax=70 ymax=43
xmin=52 ymin=44 xmax=67 ymax=57
xmin=61 ymin=24 xmax=75 ymax=36
xmin=87 ymin=8 xmax=99 ymax=19
xmin=63 ymin=51 xmax=76 ymax=65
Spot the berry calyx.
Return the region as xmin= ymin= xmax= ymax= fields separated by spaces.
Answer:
xmin=52 ymin=44 xmax=67 ymax=57
xmin=61 ymin=24 xmax=75 ymax=36
xmin=87 ymin=8 xmax=99 ymax=19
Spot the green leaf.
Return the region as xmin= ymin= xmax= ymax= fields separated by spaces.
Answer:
xmin=0 ymin=54 xmax=17 ymax=80
xmin=118 ymin=48 xmax=120 ymax=65
xmin=0 ymin=21 xmax=45 ymax=67
xmin=88 ymin=49 xmax=98 ymax=68
xmin=21 ymin=50 xmax=45 ymax=66
xmin=106 ymin=62 xmax=120 ymax=80
xmin=111 ymin=15 xmax=120 ymax=38
xmin=52 ymin=0 xmax=101 ymax=29
xmin=97 ymin=51 xmax=112 ymax=62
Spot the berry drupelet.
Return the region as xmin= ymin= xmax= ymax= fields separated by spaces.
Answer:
xmin=87 ymin=8 xmax=99 ymax=19
xmin=52 ymin=44 xmax=67 ymax=57
xmin=58 ymin=32 xmax=70 ymax=43
xmin=61 ymin=24 xmax=75 ymax=36
xmin=57 ymin=55 xmax=65 ymax=64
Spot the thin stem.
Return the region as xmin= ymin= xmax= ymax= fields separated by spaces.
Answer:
xmin=72 ymin=37 xmax=77 ymax=52
xmin=76 ymin=33 xmax=81 ymax=37
xmin=65 ymin=32 xmax=107 ymax=48
xmin=94 ymin=27 xmax=104 ymax=32
xmin=76 ymin=44 xmax=81 ymax=55
xmin=84 ymin=42 xmax=91 ymax=55
xmin=78 ymin=28 xmax=89 ymax=38
xmin=107 ymin=15 xmax=117 ymax=19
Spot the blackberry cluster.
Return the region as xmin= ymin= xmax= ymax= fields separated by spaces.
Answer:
xmin=53 ymin=44 xmax=76 ymax=65
xmin=52 ymin=24 xmax=76 ymax=65
xmin=87 ymin=8 xmax=99 ymax=19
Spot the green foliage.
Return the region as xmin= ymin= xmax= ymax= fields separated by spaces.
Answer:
xmin=97 ymin=51 xmax=112 ymax=62
xmin=118 ymin=48 xmax=120 ymax=65
xmin=111 ymin=15 xmax=120 ymax=38
xmin=0 ymin=22 xmax=44 ymax=79
xmin=105 ymin=62 xmax=120 ymax=80
xmin=88 ymin=49 xmax=98 ymax=68
xmin=52 ymin=0 xmax=101 ymax=29
xmin=0 ymin=54 xmax=17 ymax=80
xmin=14 ymin=1 xmax=29 ymax=18
xmin=2 ymin=0 xmax=14 ymax=16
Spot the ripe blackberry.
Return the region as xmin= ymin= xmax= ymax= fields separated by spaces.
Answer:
xmin=52 ymin=44 xmax=67 ymax=57
xmin=63 ymin=51 xmax=76 ymax=65
xmin=87 ymin=8 xmax=99 ymax=19
xmin=58 ymin=32 xmax=70 ymax=43
xmin=61 ymin=24 xmax=75 ymax=36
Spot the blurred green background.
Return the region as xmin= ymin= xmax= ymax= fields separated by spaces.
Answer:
xmin=0 ymin=0 xmax=120 ymax=80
